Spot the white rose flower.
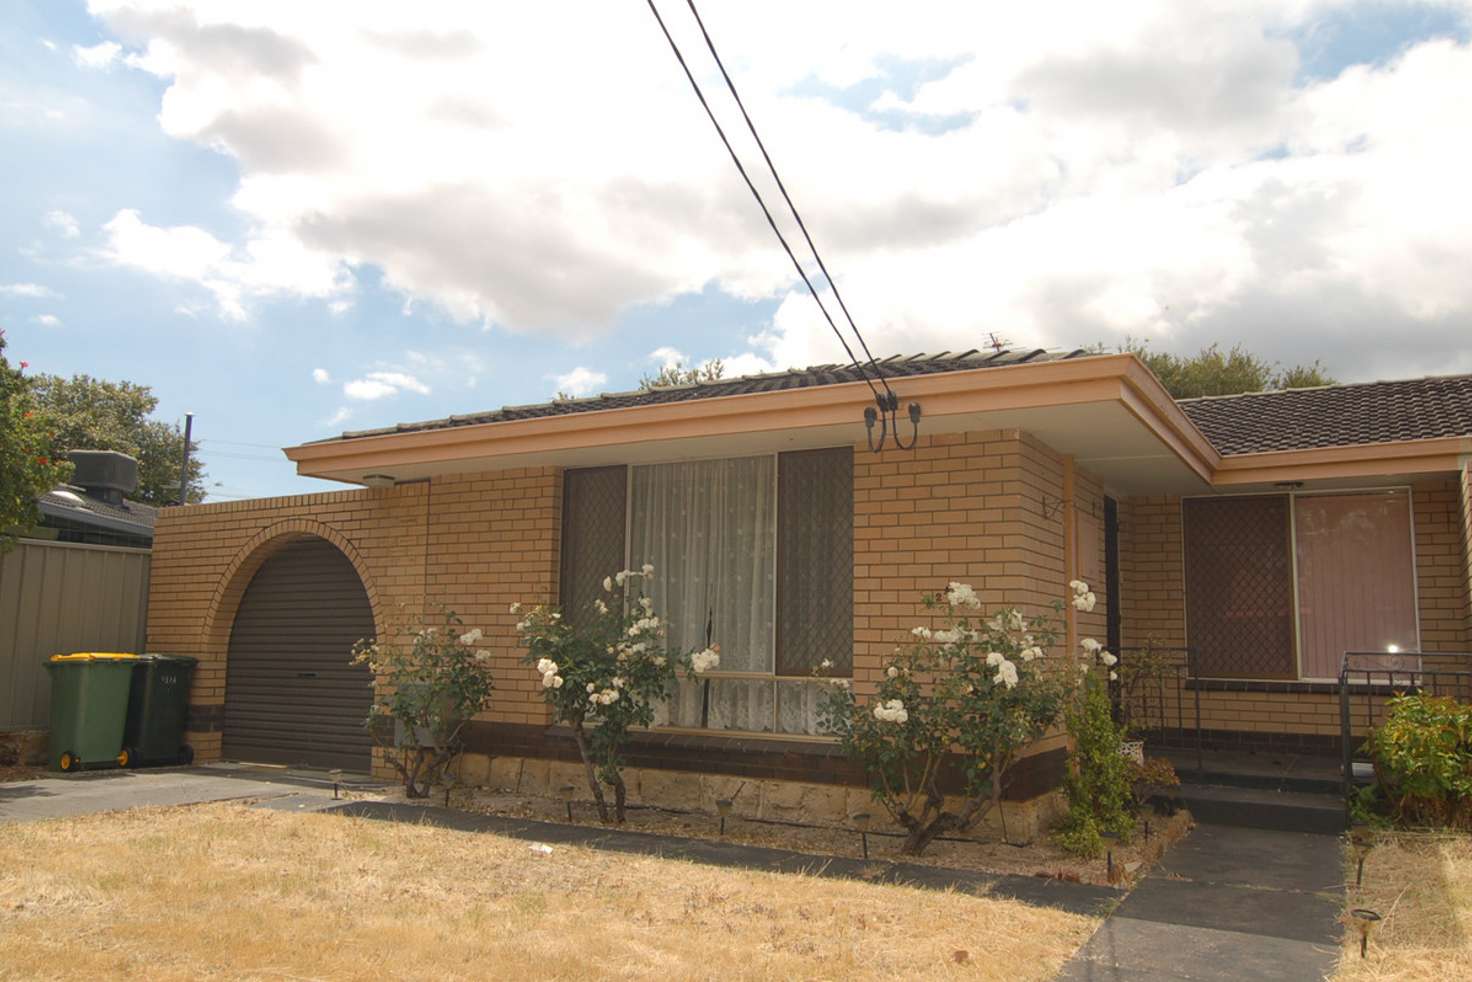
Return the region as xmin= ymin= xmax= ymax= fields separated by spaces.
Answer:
xmin=1007 ymin=610 xmax=1025 ymax=632
xmin=1084 ymin=592 xmax=1097 ymax=612
xmin=541 ymin=673 xmax=556 ymax=688
xmin=587 ymin=682 xmax=597 ymax=693
xmin=911 ymin=626 xmax=933 ymax=640
xmin=641 ymin=563 xmax=654 ymax=576
xmin=994 ymin=659 xmax=1019 ymax=689
xmin=475 ymin=649 xmax=492 ymax=663
xmin=552 ymin=675 xmax=564 ymax=688
xmin=594 ymin=599 xmax=609 ymax=615
xmin=509 ymin=602 xmax=522 ymax=614
xmin=1100 ymin=651 xmax=1118 ymax=667
xmin=614 ymin=571 xmax=628 ymax=586
xmin=832 ymin=678 xmax=851 ymax=689
xmin=1080 ymin=638 xmax=1102 ymax=654
xmin=1069 ymin=580 xmax=1089 ymax=596
xmin=886 ymin=666 xmax=899 ymax=678
xmin=460 ymin=628 xmax=483 ymax=645
xmin=985 ymin=651 xmax=1004 ymax=667
xmin=690 ymin=648 xmax=720 ymax=673
xmin=1109 ymin=670 xmax=1118 ymax=681
xmin=602 ymin=576 xmax=613 ymax=592
xmin=536 ymin=658 xmax=558 ymax=676
xmin=820 ymin=658 xmax=834 ymax=670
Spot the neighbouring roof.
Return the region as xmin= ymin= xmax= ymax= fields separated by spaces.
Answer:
xmin=1178 ymin=373 xmax=1472 ymax=455
xmin=320 ymin=348 xmax=1091 ymax=442
xmin=37 ymin=486 xmax=158 ymax=538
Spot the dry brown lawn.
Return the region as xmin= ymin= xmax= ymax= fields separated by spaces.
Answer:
xmin=0 ymin=803 xmax=1099 ymax=981
xmin=1337 ymin=831 xmax=1472 ymax=980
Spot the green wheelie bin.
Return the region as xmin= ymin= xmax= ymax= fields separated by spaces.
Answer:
xmin=122 ymin=654 xmax=198 ymax=767
xmin=44 ymin=653 xmax=140 ymax=772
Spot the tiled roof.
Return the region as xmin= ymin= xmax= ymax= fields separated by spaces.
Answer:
xmin=38 ymin=486 xmax=158 ymax=536
xmin=1178 ymin=374 xmax=1472 ymax=455
xmin=323 ymin=348 xmax=1090 ymax=442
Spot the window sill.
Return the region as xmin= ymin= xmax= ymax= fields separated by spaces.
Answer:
xmin=548 ymin=724 xmax=844 ymax=756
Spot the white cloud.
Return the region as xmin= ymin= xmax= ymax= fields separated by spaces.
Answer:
xmin=342 ymin=371 xmax=430 ymax=400
xmin=40 ymin=39 xmax=58 ymax=52
xmin=649 ymin=346 xmax=685 ymax=370
xmin=324 ymin=406 xmax=352 ymax=427
xmin=100 ymin=208 xmax=352 ymax=320
xmin=43 ymin=210 xmax=80 ymax=238
xmin=86 ymin=1 xmax=1472 ymax=376
xmin=33 ymin=314 xmax=62 ymax=327
xmin=312 ymin=367 xmax=331 ymax=384
xmin=550 ymin=366 xmax=607 ymax=397
xmin=73 ymin=41 xmax=122 ymax=70
xmin=0 ymin=282 xmax=60 ymax=299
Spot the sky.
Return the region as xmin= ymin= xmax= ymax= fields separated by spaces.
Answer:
xmin=2 ymin=1 xmax=1470 ymax=501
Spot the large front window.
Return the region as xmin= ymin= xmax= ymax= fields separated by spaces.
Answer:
xmin=560 ymin=449 xmax=853 ymax=735
xmin=1183 ymin=489 xmax=1419 ymax=680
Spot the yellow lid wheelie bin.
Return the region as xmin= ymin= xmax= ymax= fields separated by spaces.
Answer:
xmin=43 ymin=653 xmax=140 ymax=772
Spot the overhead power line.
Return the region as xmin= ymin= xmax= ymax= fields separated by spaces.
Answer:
xmin=680 ymin=0 xmax=894 ymax=400
xmin=642 ymin=0 xmax=882 ymax=405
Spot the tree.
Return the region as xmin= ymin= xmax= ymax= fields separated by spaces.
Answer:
xmin=1121 ymin=340 xmax=1335 ymax=399
xmin=0 ymin=329 xmax=72 ymax=549
xmin=29 ymin=374 xmax=205 ymax=505
xmin=639 ymin=358 xmax=725 ymax=390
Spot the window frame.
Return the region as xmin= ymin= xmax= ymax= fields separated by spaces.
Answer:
xmin=1179 ymin=485 xmax=1422 ymax=682
xmin=566 ymin=448 xmax=853 ymax=739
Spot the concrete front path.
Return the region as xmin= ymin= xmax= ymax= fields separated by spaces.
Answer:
xmin=1057 ymin=823 xmax=1343 ymax=981
xmin=0 ymin=766 xmax=379 ymax=822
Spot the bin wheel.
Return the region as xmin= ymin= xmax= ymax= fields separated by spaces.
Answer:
xmin=180 ymin=745 xmax=195 ymax=765
xmin=58 ymin=751 xmax=79 ymax=772
xmin=116 ymin=748 xmax=131 ymax=768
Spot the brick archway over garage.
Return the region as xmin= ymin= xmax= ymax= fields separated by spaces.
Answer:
xmin=188 ymin=519 xmax=389 ymax=765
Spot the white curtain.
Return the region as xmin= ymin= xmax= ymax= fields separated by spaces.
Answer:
xmin=632 ymin=456 xmax=776 ymax=731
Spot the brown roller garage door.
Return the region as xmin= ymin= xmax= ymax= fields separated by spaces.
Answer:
xmin=223 ymin=537 xmax=374 ymax=771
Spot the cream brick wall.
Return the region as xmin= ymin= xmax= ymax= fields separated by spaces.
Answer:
xmin=150 ymin=431 xmax=1096 ymax=775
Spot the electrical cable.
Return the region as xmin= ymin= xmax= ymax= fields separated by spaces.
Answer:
xmin=681 ymin=0 xmax=895 ymax=400
xmin=643 ymin=0 xmax=882 ymax=404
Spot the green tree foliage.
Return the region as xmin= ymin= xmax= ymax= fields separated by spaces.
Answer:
xmin=1055 ymin=674 xmax=1136 ymax=857
xmin=639 ymin=357 xmax=725 ymax=390
xmin=0 ymin=330 xmax=72 ymax=549
xmin=1121 ymin=340 xmax=1335 ymax=399
xmin=29 ymin=373 xmax=205 ymax=505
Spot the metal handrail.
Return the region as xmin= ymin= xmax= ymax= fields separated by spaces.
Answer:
xmin=1113 ymin=645 xmax=1203 ymax=778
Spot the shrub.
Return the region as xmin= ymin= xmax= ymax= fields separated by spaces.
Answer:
xmin=819 ymin=581 xmax=1102 ymax=855
xmin=1365 ymin=694 xmax=1472 ymax=829
xmin=352 ymin=610 xmax=495 ymax=798
xmin=1055 ymin=667 xmax=1136 ymax=856
xmin=512 ymin=566 xmax=716 ymax=824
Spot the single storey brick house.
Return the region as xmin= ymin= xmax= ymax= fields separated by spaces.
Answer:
xmin=145 ymin=351 xmax=1472 ymax=821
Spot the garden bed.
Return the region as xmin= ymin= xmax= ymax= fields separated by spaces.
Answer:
xmin=438 ymin=786 xmax=1193 ymax=887
xmin=1337 ymin=829 xmax=1472 ymax=979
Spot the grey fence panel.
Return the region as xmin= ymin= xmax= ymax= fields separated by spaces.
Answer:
xmin=0 ymin=540 xmax=151 ymax=730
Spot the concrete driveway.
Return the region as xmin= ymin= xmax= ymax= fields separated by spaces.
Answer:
xmin=0 ymin=765 xmax=383 ymax=822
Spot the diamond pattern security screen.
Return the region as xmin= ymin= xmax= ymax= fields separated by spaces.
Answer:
xmin=1183 ymin=495 xmax=1297 ymax=678
xmin=776 ymin=448 xmax=853 ymax=677
xmin=560 ymin=466 xmax=627 ymax=630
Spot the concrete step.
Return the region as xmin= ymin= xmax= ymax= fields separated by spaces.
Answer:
xmin=1155 ymin=782 xmax=1345 ymax=835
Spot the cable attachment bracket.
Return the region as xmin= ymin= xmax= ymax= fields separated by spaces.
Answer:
xmin=865 ymin=391 xmax=921 ymax=453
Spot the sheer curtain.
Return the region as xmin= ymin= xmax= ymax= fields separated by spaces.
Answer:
xmin=631 ymin=456 xmax=776 ymax=732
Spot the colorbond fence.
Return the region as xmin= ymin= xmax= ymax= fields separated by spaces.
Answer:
xmin=0 ymin=540 xmax=151 ymax=730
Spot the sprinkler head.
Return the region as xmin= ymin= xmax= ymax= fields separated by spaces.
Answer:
xmin=715 ymin=798 xmax=735 ymax=818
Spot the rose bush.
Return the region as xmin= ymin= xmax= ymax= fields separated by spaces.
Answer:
xmin=820 ymin=581 xmax=1092 ymax=855
xmin=351 ymin=609 xmax=495 ymax=798
xmin=513 ymin=565 xmax=718 ymax=824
